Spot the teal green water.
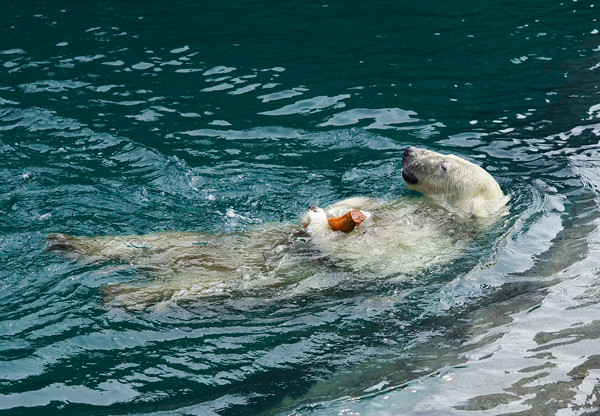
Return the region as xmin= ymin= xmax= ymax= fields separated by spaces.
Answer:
xmin=2 ymin=1 xmax=600 ymax=415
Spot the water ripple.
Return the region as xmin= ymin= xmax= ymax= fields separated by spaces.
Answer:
xmin=2 ymin=1 xmax=600 ymax=415
xmin=259 ymin=94 xmax=351 ymax=116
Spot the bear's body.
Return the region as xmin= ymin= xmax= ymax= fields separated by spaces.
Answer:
xmin=302 ymin=196 xmax=473 ymax=276
xmin=47 ymin=147 xmax=507 ymax=308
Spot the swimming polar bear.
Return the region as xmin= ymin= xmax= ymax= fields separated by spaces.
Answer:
xmin=47 ymin=147 xmax=507 ymax=307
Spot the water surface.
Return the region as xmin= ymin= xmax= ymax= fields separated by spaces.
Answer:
xmin=2 ymin=1 xmax=600 ymax=415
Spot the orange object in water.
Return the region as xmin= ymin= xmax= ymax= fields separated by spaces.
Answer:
xmin=327 ymin=209 xmax=366 ymax=232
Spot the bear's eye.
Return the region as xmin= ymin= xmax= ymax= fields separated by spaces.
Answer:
xmin=440 ymin=162 xmax=448 ymax=173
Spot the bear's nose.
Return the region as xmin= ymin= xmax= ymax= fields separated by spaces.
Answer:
xmin=403 ymin=146 xmax=415 ymax=163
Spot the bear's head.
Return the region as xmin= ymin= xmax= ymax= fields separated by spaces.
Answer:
xmin=402 ymin=146 xmax=506 ymax=217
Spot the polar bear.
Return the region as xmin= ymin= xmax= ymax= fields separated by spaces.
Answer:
xmin=47 ymin=147 xmax=507 ymax=307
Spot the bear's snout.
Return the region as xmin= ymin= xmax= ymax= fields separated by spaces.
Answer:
xmin=402 ymin=168 xmax=418 ymax=185
xmin=402 ymin=147 xmax=419 ymax=185
xmin=403 ymin=146 xmax=416 ymax=163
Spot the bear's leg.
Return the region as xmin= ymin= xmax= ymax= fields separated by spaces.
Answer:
xmin=46 ymin=233 xmax=99 ymax=257
xmin=98 ymin=283 xmax=176 ymax=309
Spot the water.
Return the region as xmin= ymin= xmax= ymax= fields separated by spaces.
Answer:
xmin=1 ymin=1 xmax=600 ymax=414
